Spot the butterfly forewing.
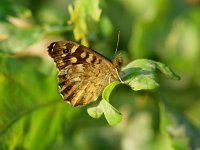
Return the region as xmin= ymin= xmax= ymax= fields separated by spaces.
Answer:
xmin=48 ymin=41 xmax=121 ymax=107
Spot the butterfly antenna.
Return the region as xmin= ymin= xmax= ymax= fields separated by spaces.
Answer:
xmin=115 ymin=31 xmax=120 ymax=55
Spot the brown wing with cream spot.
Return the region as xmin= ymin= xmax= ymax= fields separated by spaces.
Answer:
xmin=48 ymin=41 xmax=119 ymax=106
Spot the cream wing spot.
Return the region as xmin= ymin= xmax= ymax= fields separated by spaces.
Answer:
xmin=80 ymin=52 xmax=86 ymax=58
xmin=62 ymin=54 xmax=67 ymax=57
xmin=86 ymin=54 xmax=94 ymax=63
xmin=70 ymin=57 xmax=78 ymax=63
xmin=70 ymin=45 xmax=79 ymax=54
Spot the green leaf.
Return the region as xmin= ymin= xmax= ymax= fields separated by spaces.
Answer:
xmin=155 ymin=61 xmax=181 ymax=80
xmin=0 ymin=56 xmax=57 ymax=131
xmin=0 ymin=55 xmax=81 ymax=149
xmin=121 ymin=59 xmax=180 ymax=91
xmin=102 ymin=81 xmax=121 ymax=101
xmin=87 ymin=102 xmax=103 ymax=119
xmin=87 ymin=81 xmax=121 ymax=120
xmin=160 ymin=101 xmax=200 ymax=150
xmin=100 ymin=99 xmax=122 ymax=126
xmin=0 ymin=22 xmax=44 ymax=53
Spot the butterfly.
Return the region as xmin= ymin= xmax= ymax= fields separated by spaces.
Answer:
xmin=48 ymin=41 xmax=122 ymax=107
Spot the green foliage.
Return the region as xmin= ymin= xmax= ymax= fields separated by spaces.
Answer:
xmin=68 ymin=0 xmax=101 ymax=45
xmin=88 ymin=81 xmax=121 ymax=125
xmin=88 ymin=58 xmax=180 ymax=125
xmin=100 ymin=99 xmax=122 ymax=126
xmin=0 ymin=0 xmax=200 ymax=149
xmin=122 ymin=59 xmax=180 ymax=90
xmin=160 ymin=99 xmax=200 ymax=149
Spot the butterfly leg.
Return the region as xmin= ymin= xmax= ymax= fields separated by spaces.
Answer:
xmin=115 ymin=68 xmax=124 ymax=83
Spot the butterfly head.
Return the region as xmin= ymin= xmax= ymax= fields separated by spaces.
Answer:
xmin=112 ymin=54 xmax=122 ymax=72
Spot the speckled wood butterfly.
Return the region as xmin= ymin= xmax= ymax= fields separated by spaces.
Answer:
xmin=48 ymin=41 xmax=122 ymax=107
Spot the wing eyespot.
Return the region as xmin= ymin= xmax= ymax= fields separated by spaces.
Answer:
xmin=63 ymin=48 xmax=70 ymax=54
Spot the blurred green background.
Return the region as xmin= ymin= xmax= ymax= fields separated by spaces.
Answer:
xmin=0 ymin=0 xmax=200 ymax=149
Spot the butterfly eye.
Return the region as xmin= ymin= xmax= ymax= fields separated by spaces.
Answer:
xmin=63 ymin=48 xmax=70 ymax=53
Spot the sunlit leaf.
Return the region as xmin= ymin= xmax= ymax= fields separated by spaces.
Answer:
xmin=87 ymin=81 xmax=121 ymax=120
xmin=155 ymin=61 xmax=180 ymax=80
xmin=87 ymin=102 xmax=103 ymax=119
xmin=121 ymin=59 xmax=180 ymax=90
xmin=100 ymin=99 xmax=122 ymax=126
xmin=102 ymin=81 xmax=121 ymax=101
